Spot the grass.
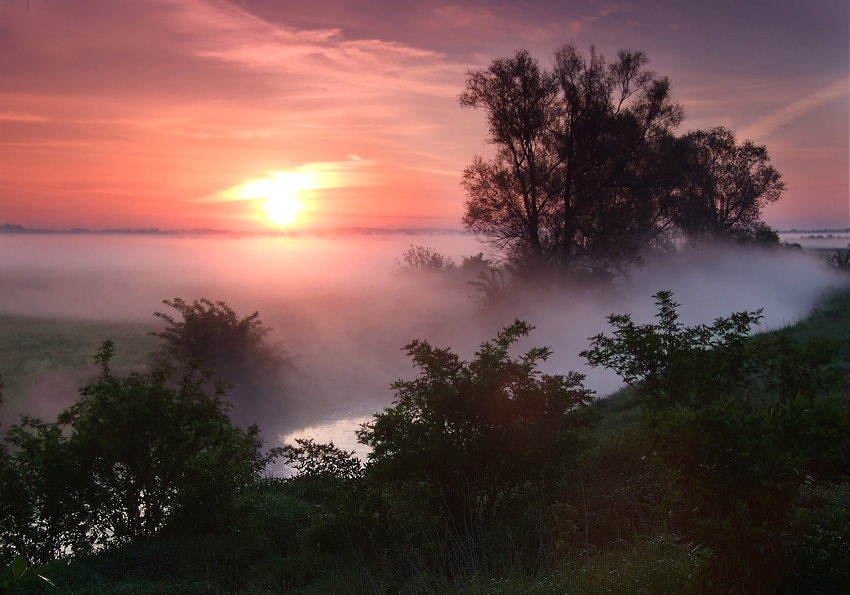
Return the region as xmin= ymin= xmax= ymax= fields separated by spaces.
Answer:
xmin=780 ymin=286 xmax=850 ymax=351
xmin=0 ymin=314 xmax=157 ymax=413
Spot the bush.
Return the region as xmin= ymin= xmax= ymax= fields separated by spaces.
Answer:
xmin=394 ymin=245 xmax=456 ymax=273
xmin=582 ymin=291 xmax=849 ymax=593
xmin=151 ymin=297 xmax=292 ymax=383
xmin=0 ymin=341 xmax=281 ymax=561
xmin=358 ymin=320 xmax=593 ymax=529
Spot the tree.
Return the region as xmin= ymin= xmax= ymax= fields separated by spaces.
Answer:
xmin=357 ymin=321 xmax=592 ymax=528
xmin=460 ymin=50 xmax=561 ymax=270
xmin=675 ymin=127 xmax=784 ymax=245
xmin=1 ymin=341 xmax=280 ymax=560
xmin=460 ymin=45 xmax=684 ymax=276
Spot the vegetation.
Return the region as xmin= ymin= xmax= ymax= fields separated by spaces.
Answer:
xmin=0 ymin=41 xmax=845 ymax=594
xmin=152 ymin=297 xmax=291 ymax=379
xmin=1 ymin=555 xmax=64 ymax=593
xmin=394 ymin=244 xmax=457 ymax=273
xmin=827 ymin=249 xmax=850 ymax=271
xmin=0 ymin=341 xmax=280 ymax=564
xmin=358 ymin=321 xmax=592 ymax=529
xmin=460 ymin=46 xmax=783 ymax=278
xmin=675 ymin=127 xmax=784 ymax=245
xmin=151 ymin=298 xmax=294 ymax=425
xmin=583 ymin=291 xmax=848 ymax=592
xmin=0 ymin=287 xmax=847 ymax=594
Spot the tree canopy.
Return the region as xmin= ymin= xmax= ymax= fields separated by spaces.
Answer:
xmin=461 ymin=45 xmax=684 ymax=276
xmin=0 ymin=341 xmax=278 ymax=563
xmin=460 ymin=46 xmax=784 ymax=278
xmin=674 ymin=126 xmax=785 ymax=245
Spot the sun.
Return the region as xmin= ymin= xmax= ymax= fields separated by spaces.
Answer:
xmin=238 ymin=172 xmax=315 ymax=226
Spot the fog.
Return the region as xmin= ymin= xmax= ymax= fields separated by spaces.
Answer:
xmin=1 ymin=232 xmax=846 ymax=453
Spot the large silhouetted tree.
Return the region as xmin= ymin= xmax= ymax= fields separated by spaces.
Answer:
xmin=674 ymin=126 xmax=784 ymax=245
xmin=460 ymin=45 xmax=684 ymax=276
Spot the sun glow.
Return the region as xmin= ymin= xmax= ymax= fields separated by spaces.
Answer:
xmin=239 ymin=172 xmax=316 ymax=226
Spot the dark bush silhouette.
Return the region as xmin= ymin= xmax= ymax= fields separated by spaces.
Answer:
xmin=583 ymin=292 xmax=849 ymax=593
xmin=152 ymin=298 xmax=290 ymax=377
xmin=151 ymin=298 xmax=293 ymax=423
xmin=394 ymin=244 xmax=456 ymax=273
xmin=358 ymin=320 xmax=593 ymax=530
xmin=0 ymin=341 xmax=280 ymax=562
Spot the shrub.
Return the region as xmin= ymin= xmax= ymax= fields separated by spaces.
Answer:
xmin=1 ymin=341 xmax=281 ymax=561
xmin=394 ymin=245 xmax=456 ymax=273
xmin=582 ymin=291 xmax=849 ymax=593
xmin=358 ymin=320 xmax=593 ymax=529
xmin=151 ymin=297 xmax=291 ymax=382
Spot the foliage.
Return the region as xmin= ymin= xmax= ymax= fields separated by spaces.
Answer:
xmin=0 ymin=340 xmax=281 ymax=562
xmin=3 ymin=290 xmax=849 ymax=593
xmin=675 ymin=126 xmax=784 ymax=245
xmin=1 ymin=554 xmax=65 ymax=593
xmin=827 ymin=249 xmax=850 ymax=270
xmin=784 ymin=482 xmax=850 ymax=593
xmin=151 ymin=297 xmax=291 ymax=383
xmin=582 ymin=290 xmax=765 ymax=411
xmin=284 ymin=438 xmax=362 ymax=482
xmin=460 ymin=45 xmax=684 ymax=275
xmin=0 ymin=416 xmax=84 ymax=564
xmin=357 ymin=321 xmax=593 ymax=529
xmin=582 ymin=291 xmax=849 ymax=593
xmin=395 ymin=245 xmax=457 ymax=273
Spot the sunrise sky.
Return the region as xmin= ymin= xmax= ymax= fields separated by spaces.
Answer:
xmin=1 ymin=0 xmax=847 ymax=231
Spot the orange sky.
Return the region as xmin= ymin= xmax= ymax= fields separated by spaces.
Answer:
xmin=0 ymin=0 xmax=847 ymax=231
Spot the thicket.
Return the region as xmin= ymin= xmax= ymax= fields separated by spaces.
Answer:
xmin=0 ymin=290 xmax=848 ymax=594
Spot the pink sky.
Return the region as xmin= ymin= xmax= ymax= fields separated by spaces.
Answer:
xmin=0 ymin=0 xmax=847 ymax=231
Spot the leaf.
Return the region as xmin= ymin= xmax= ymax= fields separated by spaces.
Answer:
xmin=11 ymin=555 xmax=26 ymax=582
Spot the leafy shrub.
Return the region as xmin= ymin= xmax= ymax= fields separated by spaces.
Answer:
xmin=784 ymin=482 xmax=850 ymax=593
xmin=582 ymin=290 xmax=764 ymax=411
xmin=1 ymin=554 xmax=65 ymax=593
xmin=358 ymin=320 xmax=593 ymax=529
xmin=394 ymin=245 xmax=456 ymax=273
xmin=152 ymin=297 xmax=292 ymax=382
xmin=582 ymin=291 xmax=849 ymax=593
xmin=151 ymin=298 xmax=294 ymax=425
xmin=0 ymin=341 xmax=281 ymax=561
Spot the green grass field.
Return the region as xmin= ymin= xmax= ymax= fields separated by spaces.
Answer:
xmin=0 ymin=315 xmax=158 ymax=414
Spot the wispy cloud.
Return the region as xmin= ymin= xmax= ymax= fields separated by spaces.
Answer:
xmin=0 ymin=111 xmax=51 ymax=122
xmin=740 ymin=78 xmax=850 ymax=140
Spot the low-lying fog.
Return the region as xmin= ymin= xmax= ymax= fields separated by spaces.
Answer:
xmin=1 ymin=231 xmax=847 ymax=454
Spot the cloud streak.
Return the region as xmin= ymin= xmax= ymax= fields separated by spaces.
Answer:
xmin=740 ymin=77 xmax=850 ymax=141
